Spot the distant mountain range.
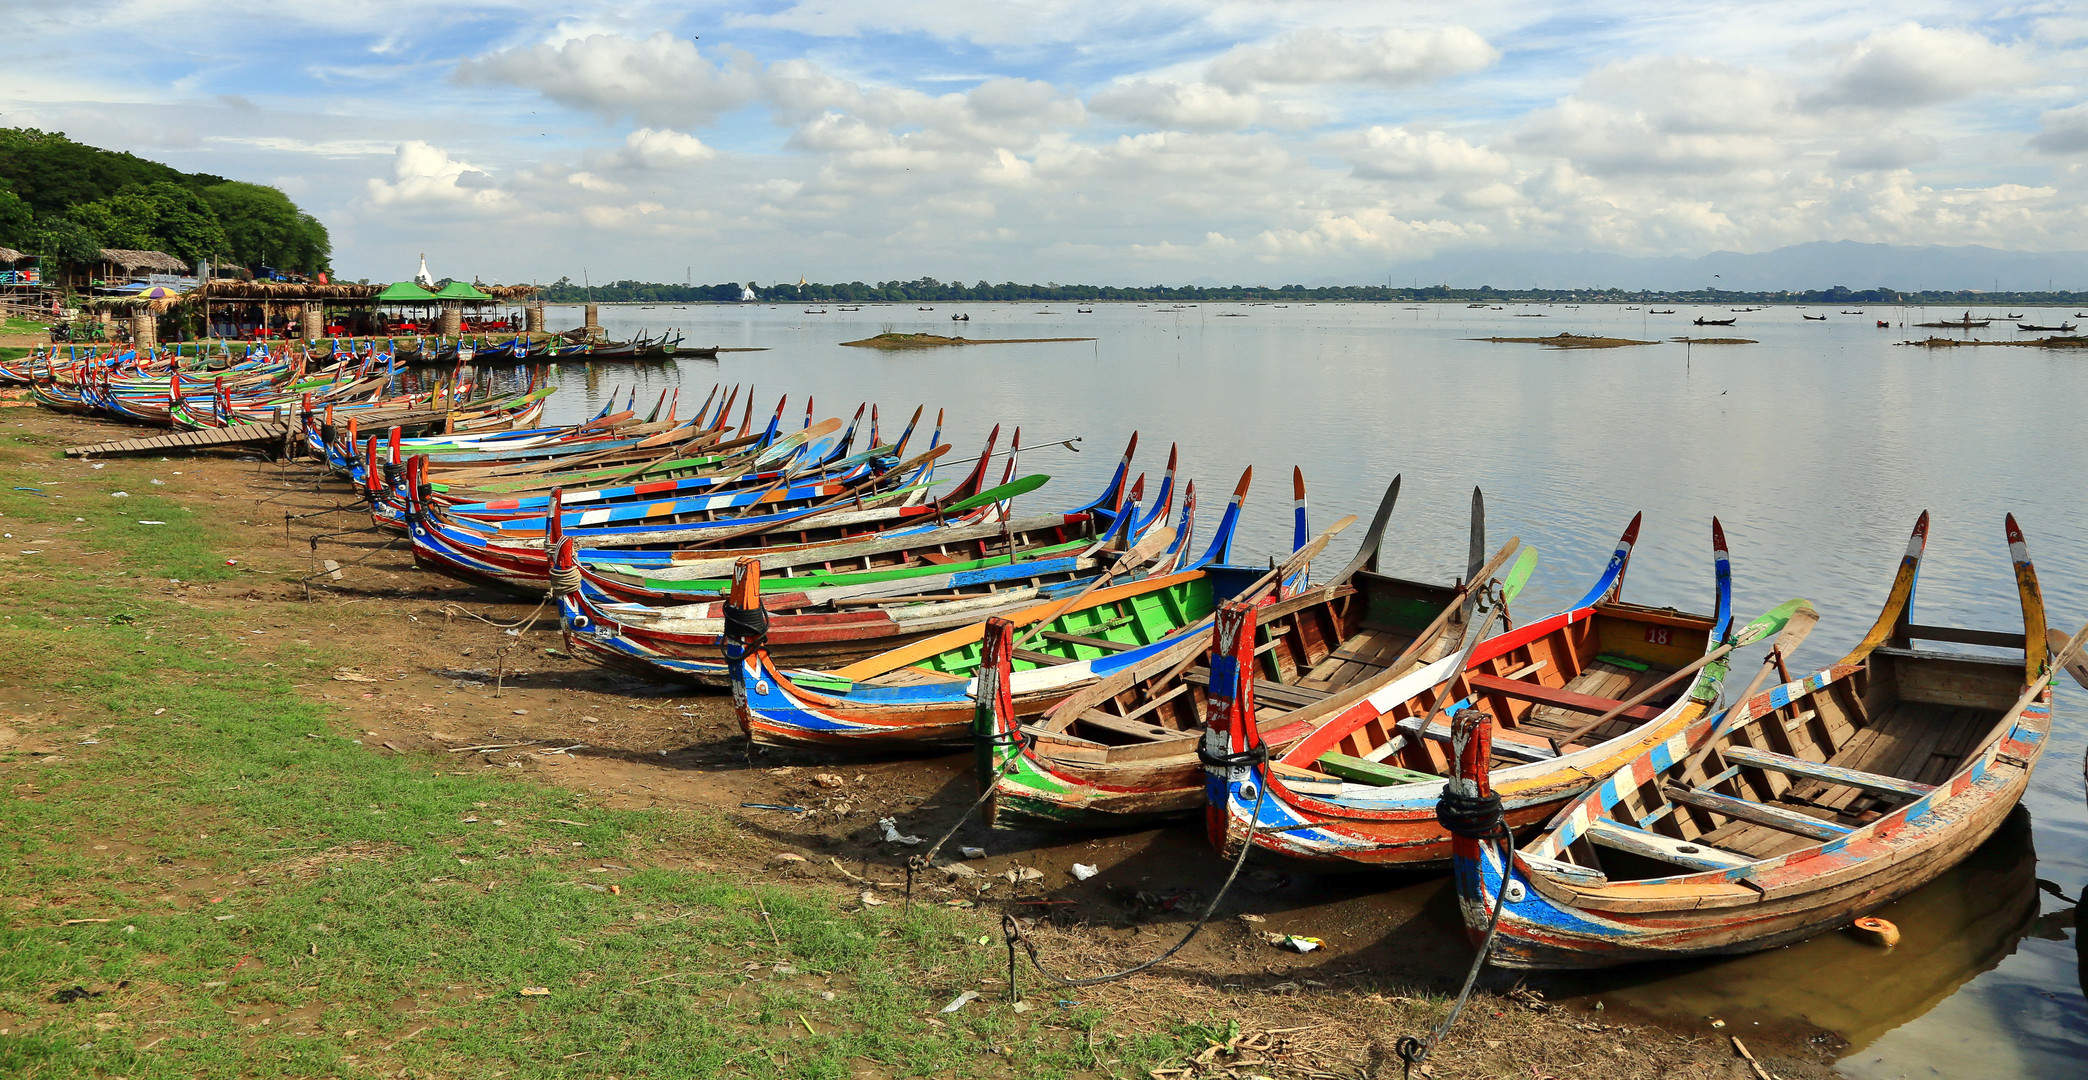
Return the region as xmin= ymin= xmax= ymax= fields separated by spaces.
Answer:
xmin=1378 ymin=241 xmax=2088 ymax=292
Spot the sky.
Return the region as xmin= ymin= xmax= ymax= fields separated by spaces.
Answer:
xmin=4 ymin=1 xmax=2086 ymax=285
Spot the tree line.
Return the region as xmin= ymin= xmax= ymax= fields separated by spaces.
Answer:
xmin=537 ymin=276 xmax=2088 ymax=306
xmin=0 ymin=128 xmax=331 ymax=274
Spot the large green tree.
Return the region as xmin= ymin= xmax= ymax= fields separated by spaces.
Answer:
xmin=200 ymin=182 xmax=330 ymax=272
xmin=69 ymin=182 xmax=228 ymax=264
xmin=0 ymin=186 xmax=31 ymax=250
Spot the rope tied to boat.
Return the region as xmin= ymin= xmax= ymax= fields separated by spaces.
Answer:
xmin=1399 ymin=750 xmax=1515 ymax=1079
xmin=1434 ymin=787 xmax=1508 ymax=842
xmin=720 ymin=603 xmax=769 ymax=661
xmin=902 ymin=726 xmax=1036 ymax=913
xmin=548 ymin=561 xmax=583 ymax=597
xmin=999 ymin=778 xmax=1270 ymax=995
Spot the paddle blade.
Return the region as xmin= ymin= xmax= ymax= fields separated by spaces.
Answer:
xmin=2045 ymin=627 xmax=2088 ymax=689
xmin=1773 ymin=603 xmax=1821 ymax=655
xmin=1733 ymin=598 xmax=1812 ymax=647
xmin=945 ymin=473 xmax=1050 ymax=515
xmin=1502 ymin=546 xmax=1539 ymax=604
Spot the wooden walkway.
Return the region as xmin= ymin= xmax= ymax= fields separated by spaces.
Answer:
xmin=66 ymin=422 xmax=290 ymax=458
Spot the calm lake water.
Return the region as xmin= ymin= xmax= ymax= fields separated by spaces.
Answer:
xmin=527 ymin=300 xmax=2087 ymax=1077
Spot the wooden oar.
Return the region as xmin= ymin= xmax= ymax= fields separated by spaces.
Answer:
xmin=2044 ymin=627 xmax=2088 ymax=689
xmin=1961 ymin=617 xmax=2088 ymax=763
xmin=1549 ymin=598 xmax=1811 ymax=752
xmin=1380 ymin=538 xmax=1523 ymax=679
xmin=1390 ymin=544 xmax=1535 ymax=737
xmin=1011 ymin=525 xmax=1176 ymax=650
xmin=1680 ymin=603 xmax=1820 ymax=775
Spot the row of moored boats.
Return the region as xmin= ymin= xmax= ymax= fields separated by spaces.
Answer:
xmin=34 ymin=361 xmax=2081 ymax=972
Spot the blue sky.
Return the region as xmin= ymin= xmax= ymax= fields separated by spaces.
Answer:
xmin=5 ymin=1 xmax=2085 ymax=284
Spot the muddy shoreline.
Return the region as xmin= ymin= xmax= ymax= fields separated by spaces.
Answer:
xmin=7 ymin=405 xmax=1855 ymax=1078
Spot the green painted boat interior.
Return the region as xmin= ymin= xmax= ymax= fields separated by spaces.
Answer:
xmin=919 ymin=577 xmax=1215 ymax=680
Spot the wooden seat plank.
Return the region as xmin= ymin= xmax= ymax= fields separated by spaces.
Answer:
xmin=1663 ymin=783 xmax=1852 ymax=842
xmin=1467 ymin=673 xmax=1664 ymax=723
xmin=1586 ymin=818 xmax=1753 ymax=870
xmin=1041 ymin=631 xmax=1134 ymax=652
xmin=1721 ymin=745 xmax=1935 ymax=800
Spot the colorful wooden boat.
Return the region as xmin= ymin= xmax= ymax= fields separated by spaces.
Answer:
xmin=1445 ymin=513 xmax=2066 ymax=969
xmin=722 ymin=470 xmax=1268 ymax=750
xmin=970 ymin=477 xmax=1469 ymax=830
xmin=554 ymin=473 xmax=1189 ymax=686
xmin=1201 ymin=514 xmax=1738 ymax=869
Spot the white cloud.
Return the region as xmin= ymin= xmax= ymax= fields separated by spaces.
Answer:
xmin=1832 ymin=131 xmax=1941 ymax=170
xmin=1803 ymin=24 xmax=2026 ymax=111
xmin=1345 ymin=126 xmax=1509 ymax=181
xmin=1088 ymin=80 xmax=1311 ymax=132
xmin=606 ymin=127 xmax=716 ymax=169
xmin=454 ymin=32 xmax=762 ymax=127
xmin=363 ymin=141 xmax=512 ymax=211
xmin=1206 ymin=26 xmax=1497 ymax=91
xmin=2031 ymin=103 xmax=2088 ymax=154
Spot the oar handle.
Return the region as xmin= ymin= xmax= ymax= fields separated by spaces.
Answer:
xmin=1549 ymin=639 xmax=1735 ymax=751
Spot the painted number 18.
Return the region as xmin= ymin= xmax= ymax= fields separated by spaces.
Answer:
xmin=1644 ymin=626 xmax=1673 ymax=645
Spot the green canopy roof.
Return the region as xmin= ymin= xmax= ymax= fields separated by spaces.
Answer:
xmin=432 ymin=280 xmax=492 ymax=301
xmin=375 ymin=281 xmax=438 ymax=302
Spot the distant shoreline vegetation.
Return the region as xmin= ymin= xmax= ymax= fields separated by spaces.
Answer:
xmin=533 ymin=277 xmax=2088 ymax=306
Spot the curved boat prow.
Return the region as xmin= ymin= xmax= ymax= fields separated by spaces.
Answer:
xmin=1184 ymin=467 xmax=1251 ymax=571
xmin=1572 ymin=511 xmax=1642 ymax=609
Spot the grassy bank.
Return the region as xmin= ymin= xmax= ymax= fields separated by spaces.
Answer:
xmin=0 ymin=441 xmax=1195 ymax=1079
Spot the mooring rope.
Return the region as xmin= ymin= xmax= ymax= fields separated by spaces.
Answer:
xmin=1000 ymin=766 xmax=1271 ymax=995
xmin=1397 ymin=794 xmax=1515 ymax=1078
xmin=903 ymin=725 xmax=1034 ymax=913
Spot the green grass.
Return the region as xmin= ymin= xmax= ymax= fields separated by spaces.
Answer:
xmin=4 ymin=315 xmax=50 ymax=336
xmin=0 ymin=455 xmax=1205 ymax=1079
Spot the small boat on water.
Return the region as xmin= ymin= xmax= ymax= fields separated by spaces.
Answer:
xmin=1202 ymin=514 xmax=1740 ymax=869
xmin=971 ymin=477 xmax=1461 ymax=831
xmin=1447 ymin=513 xmax=2071 ymax=969
xmin=1802 ymin=314 xmax=1827 ymax=321
xmin=952 ymin=313 xmax=971 ymax=322
xmin=1694 ymin=317 xmax=1737 ymax=326
xmin=1877 ymin=321 xmax=1891 ymax=328
xmin=1648 ymin=309 xmax=1677 ymax=315
xmin=2017 ymin=322 xmax=2077 ymax=333
xmin=1915 ymin=311 xmax=1990 ymax=329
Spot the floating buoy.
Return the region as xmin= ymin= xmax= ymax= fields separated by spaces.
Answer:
xmin=1852 ymin=916 xmax=1900 ymax=947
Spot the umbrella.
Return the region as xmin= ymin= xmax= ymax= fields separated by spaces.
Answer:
xmin=136 ymin=286 xmax=179 ymax=298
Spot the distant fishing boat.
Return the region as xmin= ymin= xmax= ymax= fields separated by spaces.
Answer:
xmin=2018 ymin=322 xmax=2077 ymax=332
xmin=1801 ymin=314 xmax=1826 ymax=321
xmin=1694 ymin=317 xmax=1737 ymax=326
xmin=1915 ymin=311 xmax=1990 ymax=329
xmin=1877 ymin=320 xmax=1891 ymax=328
xmin=1648 ymin=309 xmax=1677 ymax=315
xmin=1077 ymin=307 xmax=1094 ymax=313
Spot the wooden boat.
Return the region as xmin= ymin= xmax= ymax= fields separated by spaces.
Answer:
xmin=971 ymin=478 xmax=1474 ymax=831
xmin=1202 ymin=515 xmax=1737 ymax=869
xmin=1915 ymin=311 xmax=1991 ymax=329
xmin=1446 ymin=513 xmax=2065 ymax=969
xmin=1694 ymin=317 xmax=1737 ymax=326
xmin=2017 ymin=322 xmax=2077 ymax=332
xmin=722 ymin=471 xmax=1267 ymax=751
xmin=558 ymin=479 xmax=1191 ymax=688
xmin=1878 ymin=321 xmax=1891 ymax=328
xmin=1802 ymin=314 xmax=1827 ymax=321
xmin=1648 ymin=310 xmax=1677 ymax=315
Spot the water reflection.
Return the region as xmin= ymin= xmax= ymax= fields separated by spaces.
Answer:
xmin=1535 ymin=811 xmax=2040 ymax=1049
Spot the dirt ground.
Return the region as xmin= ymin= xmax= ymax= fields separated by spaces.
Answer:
xmin=4 ymin=405 xmax=1855 ymax=1080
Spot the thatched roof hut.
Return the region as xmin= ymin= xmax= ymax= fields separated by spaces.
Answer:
xmin=0 ymin=247 xmax=27 ymax=264
xmin=185 ymin=280 xmax=380 ymax=304
xmin=98 ymin=249 xmax=191 ymax=274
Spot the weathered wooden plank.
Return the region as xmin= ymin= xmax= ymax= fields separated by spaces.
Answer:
xmin=1584 ymin=818 xmax=1753 ymax=871
xmin=1720 ymin=745 xmax=1935 ymax=799
xmin=1041 ymin=631 xmax=1134 ymax=652
xmin=1662 ymin=783 xmax=1852 ymax=842
xmin=1468 ymin=672 xmax=1665 ymax=723
xmin=66 ymin=422 xmax=290 ymax=458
